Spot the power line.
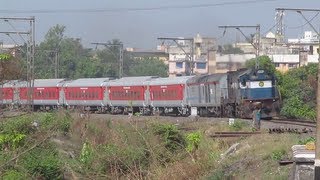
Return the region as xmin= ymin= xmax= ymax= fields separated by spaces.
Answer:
xmin=0 ymin=0 xmax=276 ymax=14
xmin=287 ymin=12 xmax=320 ymax=29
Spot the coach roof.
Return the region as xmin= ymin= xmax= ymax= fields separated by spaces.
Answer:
xmin=187 ymin=73 xmax=226 ymax=85
xmin=149 ymin=76 xmax=194 ymax=86
xmin=65 ymin=78 xmax=112 ymax=87
xmin=14 ymin=79 xmax=65 ymax=87
xmin=106 ymin=76 xmax=158 ymax=86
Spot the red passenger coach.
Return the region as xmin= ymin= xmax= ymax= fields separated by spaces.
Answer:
xmin=0 ymin=80 xmax=17 ymax=105
xmin=18 ymin=79 xmax=65 ymax=110
xmin=149 ymin=76 xmax=193 ymax=116
xmin=63 ymin=78 xmax=112 ymax=111
xmin=149 ymin=84 xmax=184 ymax=101
xmin=1 ymin=88 xmax=14 ymax=101
xmin=109 ymin=86 xmax=145 ymax=101
xmin=106 ymin=76 xmax=158 ymax=114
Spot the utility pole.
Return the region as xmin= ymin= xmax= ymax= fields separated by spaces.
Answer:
xmin=0 ymin=17 xmax=35 ymax=111
xmin=91 ymin=42 xmax=124 ymax=78
xmin=218 ymin=25 xmax=261 ymax=69
xmin=158 ymin=37 xmax=194 ymax=76
xmin=54 ymin=51 xmax=59 ymax=78
xmin=42 ymin=50 xmax=59 ymax=78
xmin=276 ymin=8 xmax=320 ymax=179
xmin=275 ymin=9 xmax=285 ymax=44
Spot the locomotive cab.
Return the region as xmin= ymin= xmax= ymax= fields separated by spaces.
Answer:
xmin=227 ymin=68 xmax=280 ymax=119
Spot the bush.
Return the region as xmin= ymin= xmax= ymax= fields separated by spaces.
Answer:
xmin=186 ymin=132 xmax=202 ymax=153
xmin=152 ymin=123 xmax=186 ymax=152
xmin=21 ymin=143 xmax=62 ymax=179
xmin=298 ymin=137 xmax=316 ymax=145
xmin=80 ymin=142 xmax=93 ymax=166
xmin=99 ymin=143 xmax=149 ymax=174
xmin=0 ymin=133 xmax=26 ymax=150
xmin=229 ymin=120 xmax=246 ymax=131
xmin=2 ymin=170 xmax=27 ymax=180
xmin=40 ymin=112 xmax=72 ymax=133
xmin=0 ymin=116 xmax=34 ymax=134
xmin=271 ymin=149 xmax=286 ymax=161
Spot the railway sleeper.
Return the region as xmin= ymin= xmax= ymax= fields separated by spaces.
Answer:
xmin=268 ymin=128 xmax=312 ymax=134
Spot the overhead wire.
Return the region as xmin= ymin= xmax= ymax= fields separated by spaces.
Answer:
xmin=287 ymin=12 xmax=320 ymax=29
xmin=0 ymin=0 xmax=276 ymax=14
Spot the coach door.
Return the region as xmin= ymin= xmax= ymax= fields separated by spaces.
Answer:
xmin=59 ymin=88 xmax=64 ymax=105
xmin=205 ymin=84 xmax=211 ymax=104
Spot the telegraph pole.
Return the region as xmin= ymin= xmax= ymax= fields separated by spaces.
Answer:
xmin=42 ymin=50 xmax=59 ymax=78
xmin=276 ymin=8 xmax=320 ymax=179
xmin=0 ymin=16 xmax=35 ymax=111
xmin=158 ymin=37 xmax=194 ymax=76
xmin=218 ymin=25 xmax=261 ymax=69
xmin=91 ymin=42 xmax=124 ymax=78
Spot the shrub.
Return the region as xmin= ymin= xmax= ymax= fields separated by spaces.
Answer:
xmin=186 ymin=132 xmax=202 ymax=153
xmin=0 ymin=133 xmax=26 ymax=150
xmin=21 ymin=143 xmax=62 ymax=179
xmin=80 ymin=142 xmax=93 ymax=166
xmin=229 ymin=120 xmax=246 ymax=131
xmin=298 ymin=137 xmax=316 ymax=145
xmin=152 ymin=123 xmax=186 ymax=151
xmin=271 ymin=149 xmax=286 ymax=161
xmin=0 ymin=116 xmax=34 ymax=134
xmin=98 ymin=143 xmax=149 ymax=175
xmin=2 ymin=170 xmax=27 ymax=180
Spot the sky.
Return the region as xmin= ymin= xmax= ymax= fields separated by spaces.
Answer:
xmin=0 ymin=0 xmax=320 ymax=49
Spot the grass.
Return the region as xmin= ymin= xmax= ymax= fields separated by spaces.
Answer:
xmin=0 ymin=111 xmax=309 ymax=179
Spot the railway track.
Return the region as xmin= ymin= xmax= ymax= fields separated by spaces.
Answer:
xmin=268 ymin=119 xmax=316 ymax=128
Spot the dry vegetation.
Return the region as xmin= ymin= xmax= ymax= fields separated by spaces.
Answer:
xmin=0 ymin=111 xmax=311 ymax=179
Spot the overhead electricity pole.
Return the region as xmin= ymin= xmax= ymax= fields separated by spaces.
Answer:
xmin=158 ymin=37 xmax=194 ymax=76
xmin=275 ymin=9 xmax=285 ymax=44
xmin=276 ymin=7 xmax=320 ymax=179
xmin=218 ymin=25 xmax=261 ymax=69
xmin=0 ymin=16 xmax=35 ymax=111
xmin=92 ymin=42 xmax=123 ymax=78
xmin=42 ymin=50 xmax=59 ymax=78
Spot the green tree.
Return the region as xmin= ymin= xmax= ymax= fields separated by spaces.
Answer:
xmin=34 ymin=25 xmax=92 ymax=79
xmin=128 ymin=57 xmax=168 ymax=77
xmin=278 ymin=63 xmax=317 ymax=120
xmin=245 ymin=55 xmax=276 ymax=73
xmin=0 ymin=52 xmax=22 ymax=81
xmin=218 ymin=44 xmax=244 ymax=54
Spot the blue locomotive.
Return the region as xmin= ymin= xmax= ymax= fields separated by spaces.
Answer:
xmin=225 ymin=68 xmax=280 ymax=118
xmin=186 ymin=68 xmax=280 ymax=118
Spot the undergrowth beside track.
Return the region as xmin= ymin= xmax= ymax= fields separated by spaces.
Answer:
xmin=0 ymin=112 xmax=311 ymax=179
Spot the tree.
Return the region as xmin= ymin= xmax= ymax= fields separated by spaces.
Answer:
xmin=34 ymin=25 xmax=92 ymax=79
xmin=278 ymin=63 xmax=318 ymax=120
xmin=218 ymin=44 xmax=244 ymax=54
xmin=0 ymin=52 xmax=22 ymax=82
xmin=245 ymin=55 xmax=276 ymax=73
xmin=127 ymin=57 xmax=168 ymax=77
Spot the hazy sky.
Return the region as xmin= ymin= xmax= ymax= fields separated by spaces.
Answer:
xmin=1 ymin=0 xmax=320 ymax=49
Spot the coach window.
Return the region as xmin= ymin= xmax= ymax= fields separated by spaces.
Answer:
xmin=196 ymin=62 xmax=206 ymax=69
xmin=176 ymin=62 xmax=183 ymax=69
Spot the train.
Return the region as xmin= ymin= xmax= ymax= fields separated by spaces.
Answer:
xmin=0 ymin=68 xmax=280 ymax=118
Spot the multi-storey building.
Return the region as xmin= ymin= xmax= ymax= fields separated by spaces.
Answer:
xmin=165 ymin=34 xmax=215 ymax=77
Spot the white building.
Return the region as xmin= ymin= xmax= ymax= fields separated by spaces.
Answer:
xmin=166 ymin=34 xmax=215 ymax=77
